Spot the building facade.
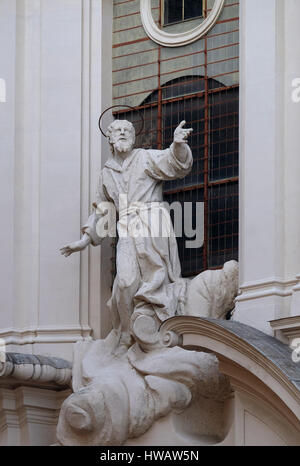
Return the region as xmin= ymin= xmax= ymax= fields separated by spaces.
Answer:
xmin=0 ymin=0 xmax=300 ymax=446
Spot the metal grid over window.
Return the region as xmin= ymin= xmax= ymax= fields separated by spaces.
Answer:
xmin=112 ymin=0 xmax=239 ymax=277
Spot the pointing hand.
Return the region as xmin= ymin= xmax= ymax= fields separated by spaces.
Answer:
xmin=174 ymin=120 xmax=193 ymax=144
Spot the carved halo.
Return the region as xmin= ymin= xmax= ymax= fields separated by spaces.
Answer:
xmin=140 ymin=0 xmax=226 ymax=47
xmin=98 ymin=105 xmax=145 ymax=138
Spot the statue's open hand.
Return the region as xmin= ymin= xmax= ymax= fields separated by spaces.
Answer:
xmin=60 ymin=237 xmax=90 ymax=257
xmin=174 ymin=120 xmax=193 ymax=144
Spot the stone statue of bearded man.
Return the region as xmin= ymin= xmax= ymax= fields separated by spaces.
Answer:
xmin=61 ymin=119 xmax=193 ymax=351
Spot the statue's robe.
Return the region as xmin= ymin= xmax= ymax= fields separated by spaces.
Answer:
xmin=82 ymin=144 xmax=193 ymax=347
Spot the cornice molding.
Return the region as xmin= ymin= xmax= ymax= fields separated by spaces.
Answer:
xmin=236 ymin=277 xmax=298 ymax=302
xmin=140 ymin=0 xmax=226 ymax=47
xmin=270 ymin=316 xmax=300 ymax=344
xmin=0 ymin=353 xmax=72 ymax=388
xmin=0 ymin=325 xmax=92 ymax=345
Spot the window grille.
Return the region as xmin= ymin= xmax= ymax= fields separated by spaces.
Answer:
xmin=112 ymin=0 xmax=239 ymax=277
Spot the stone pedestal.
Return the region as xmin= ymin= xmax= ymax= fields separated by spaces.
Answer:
xmin=0 ymin=352 xmax=71 ymax=446
xmin=0 ymin=387 xmax=70 ymax=446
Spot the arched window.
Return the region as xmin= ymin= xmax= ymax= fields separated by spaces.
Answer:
xmin=114 ymin=75 xmax=239 ymax=277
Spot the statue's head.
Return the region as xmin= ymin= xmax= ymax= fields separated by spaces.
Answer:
xmin=106 ymin=119 xmax=136 ymax=155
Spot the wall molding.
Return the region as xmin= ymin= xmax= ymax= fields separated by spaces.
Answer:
xmin=0 ymin=325 xmax=92 ymax=346
xmin=235 ymin=278 xmax=298 ymax=302
xmin=140 ymin=0 xmax=225 ymax=47
xmin=0 ymin=386 xmax=71 ymax=445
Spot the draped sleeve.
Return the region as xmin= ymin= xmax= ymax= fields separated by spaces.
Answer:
xmin=145 ymin=143 xmax=193 ymax=181
xmin=81 ymin=171 xmax=111 ymax=247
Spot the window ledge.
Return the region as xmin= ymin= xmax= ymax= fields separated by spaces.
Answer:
xmin=163 ymin=15 xmax=204 ymax=28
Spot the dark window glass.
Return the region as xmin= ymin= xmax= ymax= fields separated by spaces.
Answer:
xmin=208 ymin=183 xmax=238 ymax=268
xmin=164 ymin=0 xmax=183 ymax=25
xmin=164 ymin=0 xmax=203 ymax=25
xmin=184 ymin=0 xmax=204 ymax=20
xmin=209 ymin=88 xmax=239 ymax=182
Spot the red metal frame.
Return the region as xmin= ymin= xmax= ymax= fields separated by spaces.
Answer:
xmin=112 ymin=0 xmax=239 ymax=276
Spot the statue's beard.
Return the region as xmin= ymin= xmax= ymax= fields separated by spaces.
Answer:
xmin=114 ymin=139 xmax=133 ymax=153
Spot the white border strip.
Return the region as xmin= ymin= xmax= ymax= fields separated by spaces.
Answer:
xmin=140 ymin=0 xmax=226 ymax=47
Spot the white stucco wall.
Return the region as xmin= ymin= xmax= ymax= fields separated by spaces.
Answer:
xmin=235 ymin=0 xmax=300 ymax=333
xmin=0 ymin=0 xmax=113 ymax=361
xmin=1 ymin=0 xmax=300 ymax=355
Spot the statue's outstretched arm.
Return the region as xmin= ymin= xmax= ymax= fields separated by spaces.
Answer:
xmin=145 ymin=120 xmax=193 ymax=181
xmin=172 ymin=120 xmax=193 ymax=163
xmin=60 ymin=171 xmax=108 ymax=258
xmin=60 ymin=233 xmax=91 ymax=258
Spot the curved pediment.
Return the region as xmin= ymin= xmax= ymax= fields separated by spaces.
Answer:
xmin=160 ymin=316 xmax=300 ymax=427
